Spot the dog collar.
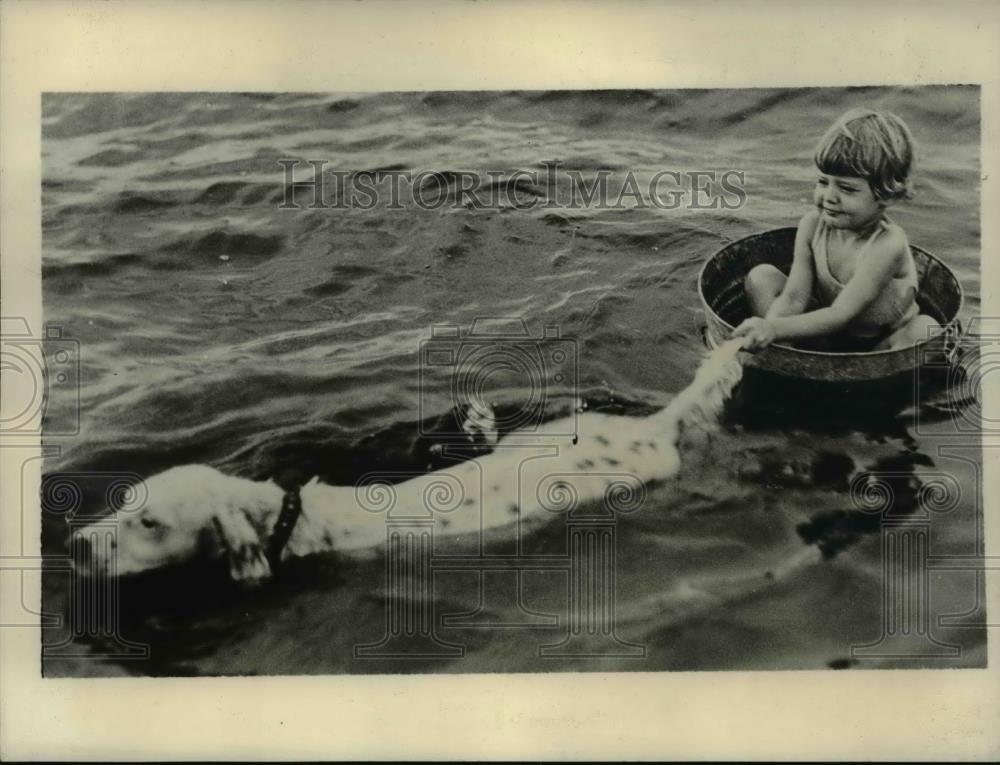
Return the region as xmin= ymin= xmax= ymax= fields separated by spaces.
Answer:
xmin=266 ymin=485 xmax=303 ymax=571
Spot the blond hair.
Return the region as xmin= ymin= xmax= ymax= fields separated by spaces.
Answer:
xmin=814 ymin=108 xmax=916 ymax=201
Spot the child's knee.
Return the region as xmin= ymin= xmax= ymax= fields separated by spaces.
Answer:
xmin=905 ymin=314 xmax=943 ymax=345
xmin=877 ymin=314 xmax=942 ymax=351
xmin=744 ymin=264 xmax=786 ymax=316
xmin=745 ymin=264 xmax=785 ymax=295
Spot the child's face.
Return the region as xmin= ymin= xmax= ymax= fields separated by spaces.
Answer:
xmin=813 ymin=172 xmax=885 ymax=231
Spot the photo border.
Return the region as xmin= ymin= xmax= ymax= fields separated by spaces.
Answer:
xmin=2 ymin=0 xmax=998 ymax=760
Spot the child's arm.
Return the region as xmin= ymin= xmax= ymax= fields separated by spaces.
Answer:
xmin=736 ymin=223 xmax=908 ymax=349
xmin=765 ymin=210 xmax=819 ymax=319
xmin=769 ymin=227 xmax=907 ymax=340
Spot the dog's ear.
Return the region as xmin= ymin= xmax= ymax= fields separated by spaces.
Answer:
xmin=210 ymin=503 xmax=271 ymax=585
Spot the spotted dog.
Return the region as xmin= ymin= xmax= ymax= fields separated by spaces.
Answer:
xmin=73 ymin=341 xmax=745 ymax=583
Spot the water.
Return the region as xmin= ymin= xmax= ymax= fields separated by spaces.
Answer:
xmin=40 ymin=88 xmax=984 ymax=675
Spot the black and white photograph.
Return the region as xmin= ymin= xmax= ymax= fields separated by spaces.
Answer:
xmin=2 ymin=1 xmax=998 ymax=761
xmin=35 ymin=83 xmax=986 ymax=675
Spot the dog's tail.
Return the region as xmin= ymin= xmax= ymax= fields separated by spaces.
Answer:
xmin=651 ymin=338 xmax=747 ymax=439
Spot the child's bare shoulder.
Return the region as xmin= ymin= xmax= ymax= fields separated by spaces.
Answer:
xmin=797 ymin=209 xmax=822 ymax=237
xmin=870 ymin=221 xmax=910 ymax=260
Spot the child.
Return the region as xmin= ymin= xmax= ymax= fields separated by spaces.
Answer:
xmin=734 ymin=108 xmax=940 ymax=352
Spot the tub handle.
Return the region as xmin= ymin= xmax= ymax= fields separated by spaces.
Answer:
xmin=943 ymin=319 xmax=964 ymax=367
xmin=698 ymin=322 xmax=721 ymax=351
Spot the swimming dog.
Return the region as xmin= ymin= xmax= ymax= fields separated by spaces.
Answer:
xmin=71 ymin=341 xmax=745 ymax=584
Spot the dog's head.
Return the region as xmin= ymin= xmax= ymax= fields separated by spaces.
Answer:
xmin=71 ymin=465 xmax=282 ymax=584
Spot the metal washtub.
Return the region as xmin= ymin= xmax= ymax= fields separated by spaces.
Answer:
xmin=698 ymin=227 xmax=963 ymax=383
